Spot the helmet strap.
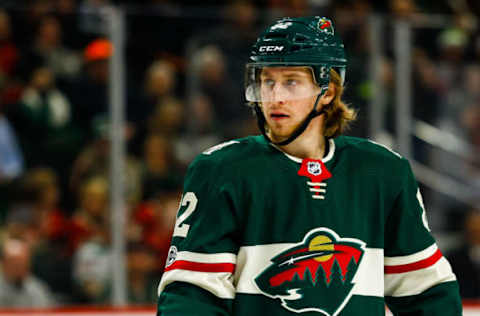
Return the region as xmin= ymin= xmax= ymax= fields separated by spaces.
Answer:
xmin=255 ymin=87 xmax=327 ymax=147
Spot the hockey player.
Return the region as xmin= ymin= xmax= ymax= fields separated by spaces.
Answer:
xmin=157 ymin=16 xmax=462 ymax=315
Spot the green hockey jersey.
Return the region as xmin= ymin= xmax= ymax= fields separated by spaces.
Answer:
xmin=157 ymin=135 xmax=462 ymax=316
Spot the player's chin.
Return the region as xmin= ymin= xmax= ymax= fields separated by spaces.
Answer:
xmin=268 ymin=126 xmax=295 ymax=141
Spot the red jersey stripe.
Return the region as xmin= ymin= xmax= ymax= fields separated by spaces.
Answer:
xmin=164 ymin=260 xmax=236 ymax=273
xmin=385 ymin=249 xmax=443 ymax=274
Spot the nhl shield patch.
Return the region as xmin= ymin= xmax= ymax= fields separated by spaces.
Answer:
xmin=254 ymin=228 xmax=365 ymax=315
xmin=307 ymin=161 xmax=322 ymax=176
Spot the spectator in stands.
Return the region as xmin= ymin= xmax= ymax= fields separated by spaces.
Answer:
xmin=20 ymin=168 xmax=75 ymax=303
xmin=4 ymin=203 xmax=39 ymax=251
xmin=4 ymin=167 xmax=66 ymax=250
xmin=148 ymin=98 xmax=185 ymax=139
xmin=131 ymin=59 xmax=184 ymax=154
xmin=140 ymin=133 xmax=182 ymax=200
xmin=71 ymin=176 xmax=111 ymax=302
xmin=66 ymin=37 xmax=143 ymax=142
xmin=447 ymin=205 xmax=480 ymax=298
xmin=191 ymin=1 xmax=259 ymax=138
xmin=72 ymin=226 xmax=112 ymax=303
xmin=65 ymin=38 xmax=111 ymax=136
xmin=14 ymin=65 xmax=84 ymax=181
xmin=70 ymin=176 xmax=109 ymax=251
xmin=0 ymin=105 xmax=23 ymax=183
xmin=189 ymin=94 xmax=217 ymax=137
xmin=0 ymin=238 xmax=55 ymax=307
xmin=14 ymin=168 xmax=70 ymax=247
xmin=25 ymin=15 xmax=81 ymax=81
xmin=143 ymin=59 xmax=179 ymax=117
xmin=69 ymin=116 xmax=142 ymax=206
xmin=191 ymin=45 xmax=239 ymax=138
xmin=132 ymin=186 xmax=181 ymax=275
xmin=174 ymin=93 xmax=222 ymax=165
xmin=0 ymin=101 xmax=23 ymax=224
xmin=3 ymin=168 xmax=71 ymax=256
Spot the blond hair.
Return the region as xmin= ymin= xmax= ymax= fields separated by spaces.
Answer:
xmin=322 ymin=69 xmax=357 ymax=138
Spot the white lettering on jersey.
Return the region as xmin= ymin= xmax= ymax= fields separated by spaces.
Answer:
xmin=416 ymin=188 xmax=431 ymax=231
xmin=173 ymin=192 xmax=198 ymax=238
xmin=203 ymin=140 xmax=240 ymax=155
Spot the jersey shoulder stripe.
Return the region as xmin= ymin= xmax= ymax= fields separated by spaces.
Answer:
xmin=159 ymin=270 xmax=236 ymax=299
xmin=165 ymin=261 xmax=235 ymax=273
xmin=164 ymin=251 xmax=236 ymax=273
xmin=385 ymin=250 xmax=443 ymax=274
xmin=385 ymin=244 xmax=443 ymax=274
xmin=385 ymin=243 xmax=438 ymax=266
xmin=159 ymin=251 xmax=237 ymax=299
xmin=385 ymin=257 xmax=456 ymax=297
xmin=384 ymin=244 xmax=456 ymax=297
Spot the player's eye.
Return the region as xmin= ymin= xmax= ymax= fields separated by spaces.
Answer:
xmin=262 ymin=79 xmax=275 ymax=87
xmin=285 ymin=79 xmax=298 ymax=87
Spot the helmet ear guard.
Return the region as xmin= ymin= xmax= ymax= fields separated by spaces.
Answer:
xmin=312 ymin=65 xmax=346 ymax=88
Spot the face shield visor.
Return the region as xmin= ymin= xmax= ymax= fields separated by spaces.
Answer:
xmin=245 ymin=64 xmax=323 ymax=103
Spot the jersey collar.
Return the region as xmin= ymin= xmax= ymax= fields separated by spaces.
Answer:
xmin=270 ymin=138 xmax=335 ymax=164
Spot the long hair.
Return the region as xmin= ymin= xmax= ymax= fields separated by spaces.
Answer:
xmin=322 ymin=69 xmax=357 ymax=138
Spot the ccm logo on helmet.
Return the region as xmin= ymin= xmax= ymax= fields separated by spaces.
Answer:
xmin=259 ymin=46 xmax=284 ymax=52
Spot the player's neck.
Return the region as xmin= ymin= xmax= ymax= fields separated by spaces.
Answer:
xmin=276 ymin=122 xmax=326 ymax=160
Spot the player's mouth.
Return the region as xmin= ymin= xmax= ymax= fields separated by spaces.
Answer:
xmin=270 ymin=113 xmax=290 ymax=120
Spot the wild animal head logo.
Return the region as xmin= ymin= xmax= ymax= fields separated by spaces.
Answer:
xmin=254 ymin=228 xmax=365 ymax=316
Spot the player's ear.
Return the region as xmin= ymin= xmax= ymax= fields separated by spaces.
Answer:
xmin=319 ymin=82 xmax=336 ymax=106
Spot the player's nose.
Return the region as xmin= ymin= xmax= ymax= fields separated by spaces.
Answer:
xmin=270 ymin=83 xmax=289 ymax=102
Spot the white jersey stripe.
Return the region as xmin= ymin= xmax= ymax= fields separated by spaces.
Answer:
xmin=158 ymin=270 xmax=236 ymax=299
xmin=384 ymin=257 xmax=456 ymax=297
xmin=384 ymin=243 xmax=437 ymax=266
xmin=175 ymin=251 xmax=237 ymax=264
xmin=351 ymin=248 xmax=384 ymax=297
xmin=234 ymin=243 xmax=293 ymax=294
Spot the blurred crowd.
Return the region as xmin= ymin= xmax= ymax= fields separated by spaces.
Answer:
xmin=0 ymin=0 xmax=478 ymax=308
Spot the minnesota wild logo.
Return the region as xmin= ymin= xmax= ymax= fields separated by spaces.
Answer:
xmin=318 ymin=17 xmax=334 ymax=35
xmin=254 ymin=228 xmax=365 ymax=315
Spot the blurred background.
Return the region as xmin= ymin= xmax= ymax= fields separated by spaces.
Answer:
xmin=0 ymin=0 xmax=478 ymax=314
